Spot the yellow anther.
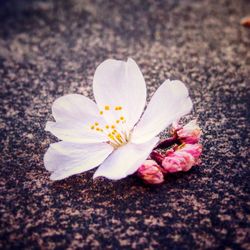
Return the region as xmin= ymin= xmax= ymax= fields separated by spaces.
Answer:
xmin=91 ymin=125 xmax=95 ymax=130
xmin=105 ymin=105 xmax=110 ymax=110
xmin=116 ymin=120 xmax=120 ymax=124
xmin=100 ymin=111 xmax=103 ymax=115
xmin=96 ymin=128 xmax=100 ymax=131
xmin=120 ymin=116 xmax=124 ymax=120
xmin=111 ymin=125 xmax=115 ymax=129
xmin=95 ymin=122 xmax=99 ymax=126
xmin=108 ymin=133 xmax=115 ymax=139
xmin=115 ymin=135 xmax=123 ymax=143
xmin=115 ymin=106 xmax=122 ymax=111
xmin=105 ymin=125 xmax=109 ymax=129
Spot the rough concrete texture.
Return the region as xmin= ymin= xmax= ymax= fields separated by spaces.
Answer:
xmin=0 ymin=0 xmax=249 ymax=249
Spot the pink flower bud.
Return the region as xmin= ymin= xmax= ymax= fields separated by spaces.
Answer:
xmin=182 ymin=143 xmax=202 ymax=159
xmin=173 ymin=120 xmax=202 ymax=144
xmin=162 ymin=144 xmax=202 ymax=173
xmin=137 ymin=160 xmax=164 ymax=184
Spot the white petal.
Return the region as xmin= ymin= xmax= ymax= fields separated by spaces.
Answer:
xmin=52 ymin=94 xmax=101 ymax=123
xmin=93 ymin=58 xmax=146 ymax=129
xmin=46 ymin=94 xmax=108 ymax=143
xmin=45 ymin=121 xmax=107 ymax=143
xmin=131 ymin=80 xmax=193 ymax=143
xmin=44 ymin=141 xmax=113 ymax=180
xmin=93 ymin=137 xmax=158 ymax=180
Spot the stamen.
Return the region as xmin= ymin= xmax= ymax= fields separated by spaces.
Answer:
xmin=115 ymin=106 xmax=122 ymax=111
xmin=115 ymin=135 xmax=123 ymax=143
xmin=88 ymin=105 xmax=129 ymax=148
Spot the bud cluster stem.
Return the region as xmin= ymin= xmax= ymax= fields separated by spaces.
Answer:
xmin=154 ymin=136 xmax=180 ymax=150
xmin=150 ymin=151 xmax=164 ymax=165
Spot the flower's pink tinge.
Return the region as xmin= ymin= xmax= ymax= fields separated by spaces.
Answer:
xmin=173 ymin=120 xmax=202 ymax=144
xmin=183 ymin=143 xmax=202 ymax=159
xmin=137 ymin=160 xmax=164 ymax=184
xmin=162 ymin=143 xmax=202 ymax=173
xmin=162 ymin=151 xmax=195 ymax=173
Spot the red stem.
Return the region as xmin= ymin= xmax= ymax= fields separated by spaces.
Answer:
xmin=154 ymin=136 xmax=180 ymax=150
xmin=150 ymin=151 xmax=164 ymax=165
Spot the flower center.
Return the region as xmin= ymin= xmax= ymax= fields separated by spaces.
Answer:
xmin=90 ymin=105 xmax=130 ymax=148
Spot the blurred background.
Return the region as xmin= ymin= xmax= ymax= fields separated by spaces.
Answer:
xmin=0 ymin=0 xmax=249 ymax=249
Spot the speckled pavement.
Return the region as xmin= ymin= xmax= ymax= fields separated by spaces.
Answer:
xmin=0 ymin=0 xmax=249 ymax=249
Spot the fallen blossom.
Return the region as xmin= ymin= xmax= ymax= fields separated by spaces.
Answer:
xmin=44 ymin=58 xmax=193 ymax=180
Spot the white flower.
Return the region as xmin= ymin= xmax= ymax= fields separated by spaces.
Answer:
xmin=44 ymin=58 xmax=193 ymax=181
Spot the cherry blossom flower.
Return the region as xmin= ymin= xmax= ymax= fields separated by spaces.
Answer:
xmin=162 ymin=143 xmax=202 ymax=173
xmin=137 ymin=160 xmax=164 ymax=184
xmin=44 ymin=58 xmax=192 ymax=180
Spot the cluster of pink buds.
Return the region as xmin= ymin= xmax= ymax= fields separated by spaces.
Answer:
xmin=137 ymin=120 xmax=202 ymax=184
